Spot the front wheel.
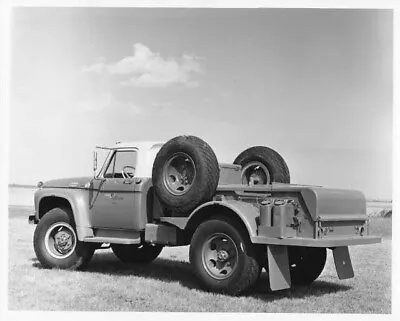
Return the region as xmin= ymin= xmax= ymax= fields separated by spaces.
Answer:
xmin=33 ymin=207 xmax=95 ymax=270
xmin=111 ymin=243 xmax=163 ymax=263
xmin=189 ymin=218 xmax=260 ymax=295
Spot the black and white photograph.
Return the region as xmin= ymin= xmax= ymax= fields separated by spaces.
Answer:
xmin=2 ymin=0 xmax=396 ymax=316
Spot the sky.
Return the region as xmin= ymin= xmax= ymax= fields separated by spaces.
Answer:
xmin=9 ymin=7 xmax=393 ymax=199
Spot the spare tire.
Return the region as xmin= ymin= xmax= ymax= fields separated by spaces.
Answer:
xmin=233 ymin=146 xmax=290 ymax=185
xmin=152 ymin=135 xmax=219 ymax=215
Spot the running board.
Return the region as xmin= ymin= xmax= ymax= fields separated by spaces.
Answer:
xmin=83 ymin=237 xmax=141 ymax=244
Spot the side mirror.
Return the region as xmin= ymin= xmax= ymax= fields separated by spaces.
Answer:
xmin=93 ymin=151 xmax=98 ymax=177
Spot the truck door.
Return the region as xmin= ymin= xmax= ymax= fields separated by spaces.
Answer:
xmin=89 ymin=149 xmax=139 ymax=230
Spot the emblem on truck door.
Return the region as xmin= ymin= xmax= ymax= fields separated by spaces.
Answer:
xmin=106 ymin=193 xmax=123 ymax=201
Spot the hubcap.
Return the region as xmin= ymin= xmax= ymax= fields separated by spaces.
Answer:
xmin=163 ymin=152 xmax=196 ymax=195
xmin=44 ymin=222 xmax=77 ymax=259
xmin=241 ymin=161 xmax=270 ymax=185
xmin=202 ymin=233 xmax=238 ymax=280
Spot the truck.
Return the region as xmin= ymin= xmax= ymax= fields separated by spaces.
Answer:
xmin=29 ymin=135 xmax=381 ymax=295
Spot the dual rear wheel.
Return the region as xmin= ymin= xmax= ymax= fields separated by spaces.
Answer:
xmin=189 ymin=217 xmax=327 ymax=294
xmin=288 ymin=246 xmax=327 ymax=285
xmin=190 ymin=217 xmax=261 ymax=295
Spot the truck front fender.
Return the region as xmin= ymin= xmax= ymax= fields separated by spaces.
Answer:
xmin=185 ymin=200 xmax=260 ymax=238
xmin=35 ymin=188 xmax=93 ymax=240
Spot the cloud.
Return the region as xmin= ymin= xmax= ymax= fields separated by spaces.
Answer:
xmin=82 ymin=43 xmax=204 ymax=88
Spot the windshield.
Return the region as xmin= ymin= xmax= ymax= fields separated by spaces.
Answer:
xmin=104 ymin=150 xmax=137 ymax=178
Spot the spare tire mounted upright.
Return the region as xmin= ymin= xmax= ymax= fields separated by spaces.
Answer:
xmin=233 ymin=146 xmax=290 ymax=185
xmin=152 ymin=136 xmax=220 ymax=215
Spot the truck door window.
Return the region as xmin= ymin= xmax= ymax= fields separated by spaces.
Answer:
xmin=104 ymin=151 xmax=137 ymax=178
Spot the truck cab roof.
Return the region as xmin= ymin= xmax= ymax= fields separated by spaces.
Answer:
xmin=97 ymin=141 xmax=165 ymax=150
xmin=115 ymin=141 xmax=165 ymax=150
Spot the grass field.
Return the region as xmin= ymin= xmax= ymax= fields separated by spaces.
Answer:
xmin=8 ymin=206 xmax=391 ymax=313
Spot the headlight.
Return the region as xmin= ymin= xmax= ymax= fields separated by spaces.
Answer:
xmin=37 ymin=181 xmax=44 ymax=189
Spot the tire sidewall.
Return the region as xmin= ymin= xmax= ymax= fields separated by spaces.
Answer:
xmin=33 ymin=207 xmax=94 ymax=270
xmin=190 ymin=219 xmax=253 ymax=292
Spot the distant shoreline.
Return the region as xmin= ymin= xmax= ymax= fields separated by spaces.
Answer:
xmin=366 ymin=199 xmax=392 ymax=203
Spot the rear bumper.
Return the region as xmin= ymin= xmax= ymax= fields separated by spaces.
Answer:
xmin=251 ymin=235 xmax=381 ymax=247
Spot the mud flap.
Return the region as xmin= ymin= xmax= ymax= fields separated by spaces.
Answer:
xmin=267 ymin=245 xmax=291 ymax=291
xmin=332 ymin=246 xmax=354 ymax=280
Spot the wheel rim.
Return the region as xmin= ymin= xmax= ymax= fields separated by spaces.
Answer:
xmin=201 ymin=233 xmax=238 ymax=280
xmin=44 ymin=222 xmax=77 ymax=259
xmin=241 ymin=161 xmax=271 ymax=185
xmin=163 ymin=152 xmax=196 ymax=196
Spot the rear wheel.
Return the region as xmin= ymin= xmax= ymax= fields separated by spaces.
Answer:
xmin=111 ymin=243 xmax=163 ymax=263
xmin=189 ymin=217 xmax=260 ymax=295
xmin=288 ymin=246 xmax=327 ymax=285
xmin=233 ymin=146 xmax=290 ymax=185
xmin=33 ymin=207 xmax=95 ymax=270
